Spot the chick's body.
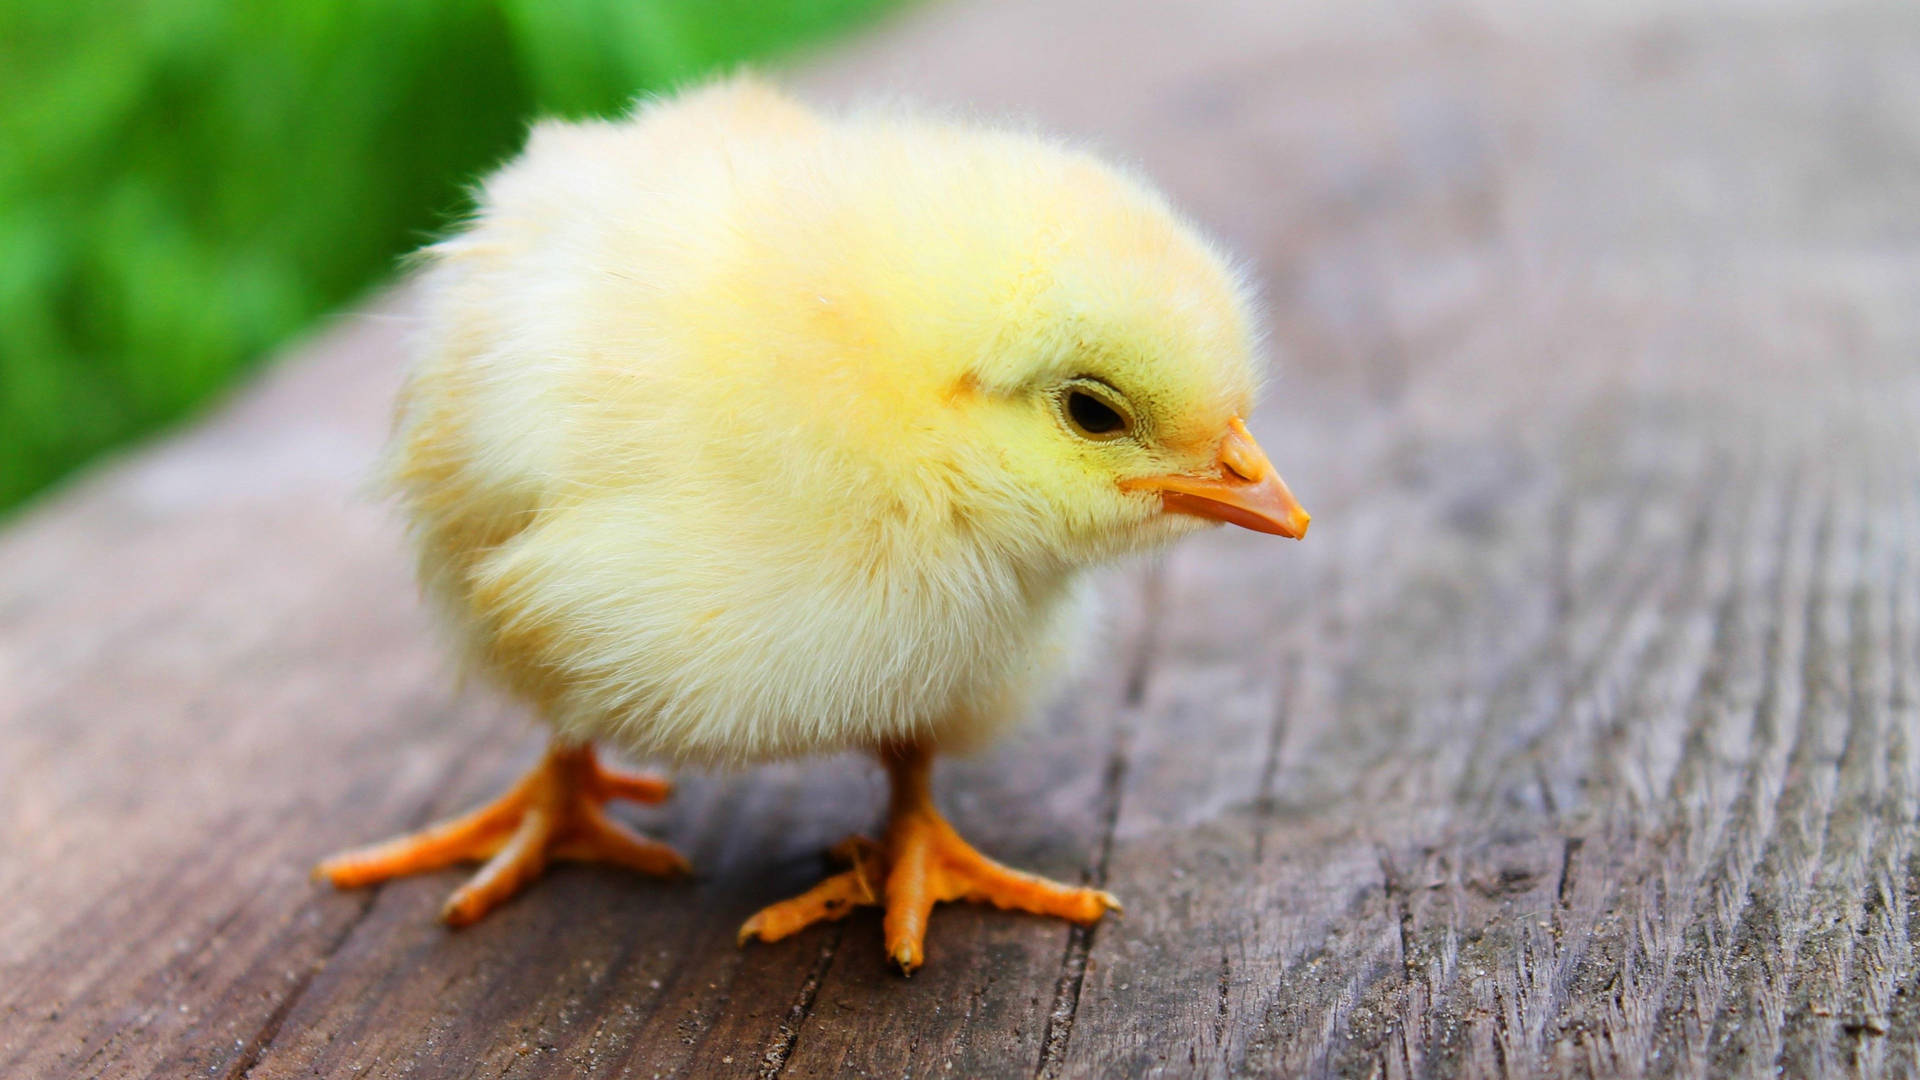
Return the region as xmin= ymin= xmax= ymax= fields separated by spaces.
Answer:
xmin=401 ymin=80 xmax=1236 ymax=764
xmin=320 ymin=78 xmax=1307 ymax=970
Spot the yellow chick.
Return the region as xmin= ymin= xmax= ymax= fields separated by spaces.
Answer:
xmin=315 ymin=76 xmax=1308 ymax=973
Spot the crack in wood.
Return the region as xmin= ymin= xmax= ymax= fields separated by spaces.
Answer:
xmin=1033 ymin=565 xmax=1159 ymax=1079
xmin=1555 ymin=835 xmax=1583 ymax=913
xmin=229 ymin=888 xmax=380 ymax=1080
xmin=756 ymin=928 xmax=844 ymax=1080
xmin=1212 ymin=949 xmax=1232 ymax=1052
xmin=1034 ymin=736 xmax=1132 ymax=1080
xmin=1253 ymin=652 xmax=1300 ymax=865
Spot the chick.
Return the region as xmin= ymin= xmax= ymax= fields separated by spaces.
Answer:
xmin=315 ymin=76 xmax=1308 ymax=972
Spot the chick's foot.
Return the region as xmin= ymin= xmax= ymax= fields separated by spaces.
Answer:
xmin=314 ymin=742 xmax=687 ymax=925
xmin=738 ymin=744 xmax=1119 ymax=973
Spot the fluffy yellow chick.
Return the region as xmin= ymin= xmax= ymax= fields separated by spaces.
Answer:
xmin=315 ymin=76 xmax=1308 ymax=972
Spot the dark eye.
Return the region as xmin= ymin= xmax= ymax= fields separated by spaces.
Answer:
xmin=1060 ymin=381 xmax=1133 ymax=440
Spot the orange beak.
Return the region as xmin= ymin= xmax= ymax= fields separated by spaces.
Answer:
xmin=1121 ymin=416 xmax=1310 ymax=538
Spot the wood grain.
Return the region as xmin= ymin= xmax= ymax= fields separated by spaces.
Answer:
xmin=3 ymin=0 xmax=1917 ymax=1076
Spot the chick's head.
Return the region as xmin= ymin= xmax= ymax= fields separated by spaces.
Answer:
xmin=684 ymin=106 xmax=1308 ymax=577
xmin=766 ymin=122 xmax=1309 ymax=569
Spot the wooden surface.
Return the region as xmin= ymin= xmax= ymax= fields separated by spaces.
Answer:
xmin=5 ymin=0 xmax=1919 ymax=1076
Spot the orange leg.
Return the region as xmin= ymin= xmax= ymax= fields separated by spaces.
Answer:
xmin=739 ymin=744 xmax=1119 ymax=973
xmin=315 ymin=741 xmax=686 ymax=925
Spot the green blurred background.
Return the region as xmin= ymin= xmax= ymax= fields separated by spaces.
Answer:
xmin=0 ymin=0 xmax=902 ymax=517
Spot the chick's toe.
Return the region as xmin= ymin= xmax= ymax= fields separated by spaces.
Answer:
xmin=315 ymin=741 xmax=684 ymax=925
xmin=739 ymin=745 xmax=1119 ymax=973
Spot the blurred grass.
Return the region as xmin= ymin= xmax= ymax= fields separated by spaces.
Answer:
xmin=0 ymin=0 xmax=901 ymax=515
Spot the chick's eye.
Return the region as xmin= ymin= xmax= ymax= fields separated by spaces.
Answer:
xmin=1064 ymin=389 xmax=1129 ymax=438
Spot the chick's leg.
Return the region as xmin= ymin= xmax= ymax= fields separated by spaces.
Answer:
xmin=738 ymin=743 xmax=1119 ymax=973
xmin=314 ymin=742 xmax=686 ymax=925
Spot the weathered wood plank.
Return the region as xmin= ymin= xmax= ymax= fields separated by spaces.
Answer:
xmin=3 ymin=0 xmax=1919 ymax=1077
